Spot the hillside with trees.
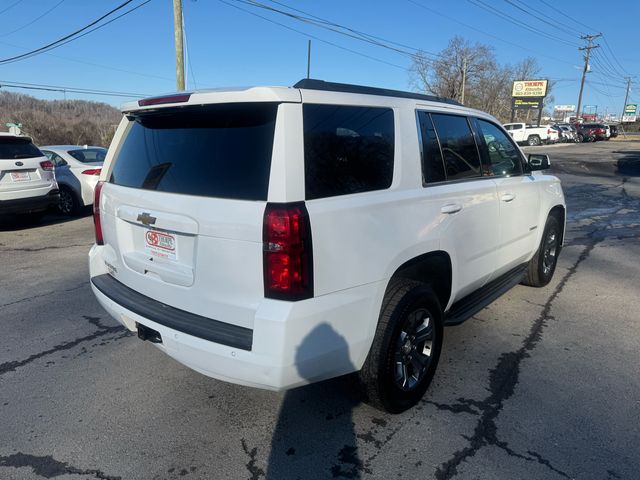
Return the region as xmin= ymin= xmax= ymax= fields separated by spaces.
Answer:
xmin=0 ymin=91 xmax=121 ymax=147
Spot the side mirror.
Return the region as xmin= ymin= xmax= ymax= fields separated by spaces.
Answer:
xmin=58 ymin=159 xmax=68 ymax=167
xmin=528 ymin=154 xmax=550 ymax=171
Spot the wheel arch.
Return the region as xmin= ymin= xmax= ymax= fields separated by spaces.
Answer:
xmin=388 ymin=250 xmax=452 ymax=312
xmin=549 ymin=204 xmax=566 ymax=245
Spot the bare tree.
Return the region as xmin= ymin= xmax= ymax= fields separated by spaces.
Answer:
xmin=409 ymin=36 xmax=496 ymax=103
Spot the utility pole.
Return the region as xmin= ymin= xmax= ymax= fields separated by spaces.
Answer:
xmin=576 ymin=33 xmax=601 ymax=121
xmin=620 ymin=77 xmax=631 ymax=138
xmin=173 ymin=0 xmax=185 ymax=91
xmin=460 ymin=57 xmax=467 ymax=105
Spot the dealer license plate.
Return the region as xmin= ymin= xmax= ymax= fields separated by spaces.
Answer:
xmin=10 ymin=171 xmax=30 ymax=182
xmin=144 ymin=229 xmax=178 ymax=260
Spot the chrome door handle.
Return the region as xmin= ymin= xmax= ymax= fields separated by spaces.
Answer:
xmin=441 ymin=203 xmax=462 ymax=214
xmin=501 ymin=193 xmax=516 ymax=202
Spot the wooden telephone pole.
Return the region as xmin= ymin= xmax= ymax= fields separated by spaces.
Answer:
xmin=173 ymin=0 xmax=185 ymax=91
xmin=576 ymin=34 xmax=601 ymax=121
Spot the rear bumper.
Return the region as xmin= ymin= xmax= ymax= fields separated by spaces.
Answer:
xmin=89 ymin=246 xmax=385 ymax=391
xmin=0 ymin=190 xmax=59 ymax=214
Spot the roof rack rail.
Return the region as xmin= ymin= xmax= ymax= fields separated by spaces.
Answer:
xmin=293 ymin=78 xmax=462 ymax=106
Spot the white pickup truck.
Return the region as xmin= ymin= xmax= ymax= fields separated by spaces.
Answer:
xmin=503 ymin=123 xmax=558 ymax=146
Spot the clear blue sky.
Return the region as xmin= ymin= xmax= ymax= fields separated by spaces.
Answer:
xmin=0 ymin=0 xmax=637 ymax=118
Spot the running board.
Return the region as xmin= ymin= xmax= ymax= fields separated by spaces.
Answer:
xmin=444 ymin=265 xmax=527 ymax=326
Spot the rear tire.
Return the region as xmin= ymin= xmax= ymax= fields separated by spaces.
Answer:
xmin=522 ymin=215 xmax=562 ymax=287
xmin=527 ymin=135 xmax=541 ymax=146
xmin=358 ymin=279 xmax=443 ymax=413
xmin=58 ymin=186 xmax=80 ymax=216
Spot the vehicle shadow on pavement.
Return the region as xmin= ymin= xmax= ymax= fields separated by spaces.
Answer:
xmin=617 ymin=150 xmax=640 ymax=176
xmin=265 ymin=323 xmax=363 ymax=479
xmin=0 ymin=209 xmax=90 ymax=232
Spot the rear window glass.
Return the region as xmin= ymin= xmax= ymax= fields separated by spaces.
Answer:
xmin=303 ymin=104 xmax=394 ymax=200
xmin=417 ymin=111 xmax=446 ymax=183
xmin=110 ymin=103 xmax=278 ymax=201
xmin=68 ymin=147 xmax=107 ymax=163
xmin=0 ymin=137 xmax=42 ymax=159
xmin=430 ymin=113 xmax=481 ymax=181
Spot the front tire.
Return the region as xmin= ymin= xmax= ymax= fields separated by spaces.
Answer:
xmin=522 ymin=215 xmax=562 ymax=287
xmin=358 ymin=279 xmax=443 ymax=413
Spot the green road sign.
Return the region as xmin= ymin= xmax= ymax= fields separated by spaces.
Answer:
xmin=624 ymin=104 xmax=637 ymax=114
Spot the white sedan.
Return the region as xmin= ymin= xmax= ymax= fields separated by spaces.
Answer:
xmin=40 ymin=145 xmax=106 ymax=215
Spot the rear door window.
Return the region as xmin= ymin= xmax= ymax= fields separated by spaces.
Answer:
xmin=430 ymin=113 xmax=481 ymax=181
xmin=109 ymin=103 xmax=278 ymax=201
xmin=0 ymin=137 xmax=42 ymax=159
xmin=417 ymin=111 xmax=446 ymax=183
xmin=303 ymin=104 xmax=394 ymax=199
xmin=474 ymin=119 xmax=523 ymax=177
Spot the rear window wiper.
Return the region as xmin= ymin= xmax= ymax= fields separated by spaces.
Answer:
xmin=13 ymin=154 xmax=37 ymax=159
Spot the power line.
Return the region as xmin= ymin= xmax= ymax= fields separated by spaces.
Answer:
xmin=0 ymin=0 xmax=67 ymax=38
xmin=503 ymin=0 xmax=581 ymax=38
xmin=404 ymin=0 xmax=576 ymax=67
xmin=263 ymin=0 xmax=434 ymax=59
xmin=466 ymin=0 xmax=580 ymax=47
xmin=0 ymin=39 xmax=174 ymax=82
xmin=0 ymin=0 xmax=25 ymax=15
xmin=0 ymin=79 xmax=148 ymax=98
xmin=217 ymin=0 xmax=407 ymax=70
xmin=0 ymin=0 xmax=148 ymax=65
xmin=232 ymin=0 xmax=431 ymax=62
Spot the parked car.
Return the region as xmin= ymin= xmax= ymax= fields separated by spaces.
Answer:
xmin=554 ymin=124 xmax=578 ymax=143
xmin=40 ymin=145 xmax=106 ymax=215
xmin=89 ymin=79 xmax=566 ymax=413
xmin=575 ymin=123 xmax=597 ymax=142
xmin=581 ymin=123 xmax=608 ymax=141
xmin=0 ymin=133 xmax=59 ymax=218
xmin=503 ymin=122 xmax=557 ymax=146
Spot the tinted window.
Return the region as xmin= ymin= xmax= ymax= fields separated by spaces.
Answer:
xmin=430 ymin=114 xmax=481 ymax=180
xmin=0 ymin=137 xmax=42 ymax=159
xmin=303 ymin=104 xmax=394 ymax=199
xmin=110 ymin=103 xmax=278 ymax=200
xmin=475 ymin=119 xmax=523 ymax=177
xmin=68 ymin=147 xmax=107 ymax=163
xmin=417 ymin=111 xmax=446 ymax=183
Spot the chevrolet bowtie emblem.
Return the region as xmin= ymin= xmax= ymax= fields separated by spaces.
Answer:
xmin=137 ymin=212 xmax=157 ymax=226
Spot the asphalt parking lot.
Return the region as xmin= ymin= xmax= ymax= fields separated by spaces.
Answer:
xmin=1 ymin=140 xmax=639 ymax=480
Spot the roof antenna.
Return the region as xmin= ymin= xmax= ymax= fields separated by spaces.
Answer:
xmin=306 ymin=40 xmax=311 ymax=79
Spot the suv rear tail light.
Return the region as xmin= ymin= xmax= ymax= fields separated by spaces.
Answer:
xmin=93 ymin=181 xmax=104 ymax=245
xmin=82 ymin=168 xmax=102 ymax=175
xmin=39 ymin=160 xmax=54 ymax=171
xmin=263 ymin=202 xmax=313 ymax=300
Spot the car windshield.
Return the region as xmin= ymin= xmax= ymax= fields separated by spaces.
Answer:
xmin=0 ymin=136 xmax=42 ymax=159
xmin=68 ymin=147 xmax=107 ymax=163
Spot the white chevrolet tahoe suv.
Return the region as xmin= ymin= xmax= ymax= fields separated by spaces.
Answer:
xmin=89 ymin=79 xmax=565 ymax=413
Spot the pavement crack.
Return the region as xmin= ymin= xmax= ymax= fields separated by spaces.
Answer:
xmin=241 ymin=439 xmax=265 ymax=480
xmin=0 ymin=452 xmax=120 ymax=479
xmin=0 ymin=283 xmax=87 ymax=309
xmin=0 ymin=316 xmax=126 ymax=376
xmin=433 ymin=239 xmax=598 ymax=480
xmin=0 ymin=243 xmax=92 ymax=253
